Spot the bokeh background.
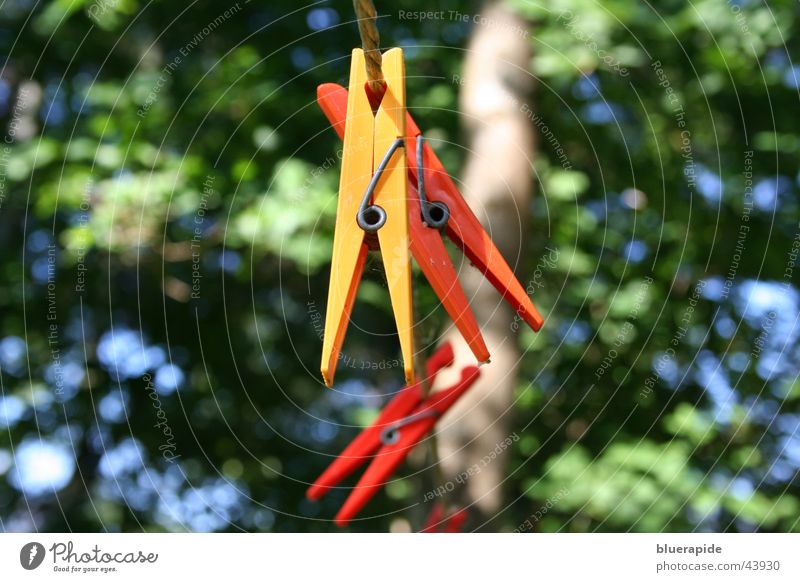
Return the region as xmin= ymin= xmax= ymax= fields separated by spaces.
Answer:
xmin=0 ymin=0 xmax=799 ymax=532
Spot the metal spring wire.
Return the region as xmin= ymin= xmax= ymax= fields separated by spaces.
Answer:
xmin=357 ymin=135 xmax=450 ymax=232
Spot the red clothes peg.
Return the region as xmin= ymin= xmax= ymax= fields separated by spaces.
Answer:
xmin=420 ymin=504 xmax=469 ymax=533
xmin=317 ymin=83 xmax=544 ymax=367
xmin=306 ymin=342 xmax=481 ymax=526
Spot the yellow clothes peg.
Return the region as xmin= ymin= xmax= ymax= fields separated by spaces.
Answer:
xmin=320 ymin=48 xmax=414 ymax=387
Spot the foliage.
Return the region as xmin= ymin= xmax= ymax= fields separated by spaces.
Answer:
xmin=0 ymin=0 xmax=798 ymax=532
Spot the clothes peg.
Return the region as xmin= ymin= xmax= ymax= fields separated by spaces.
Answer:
xmin=307 ymin=342 xmax=481 ymax=526
xmin=420 ymin=504 xmax=469 ymax=533
xmin=321 ymin=48 xmax=414 ymax=388
xmin=317 ymin=83 xmax=544 ymax=367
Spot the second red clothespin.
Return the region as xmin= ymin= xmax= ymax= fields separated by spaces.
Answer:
xmin=307 ymin=342 xmax=481 ymax=526
xmin=420 ymin=504 xmax=469 ymax=533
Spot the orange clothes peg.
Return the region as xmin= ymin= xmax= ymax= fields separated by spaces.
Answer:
xmin=321 ymin=48 xmax=415 ymax=387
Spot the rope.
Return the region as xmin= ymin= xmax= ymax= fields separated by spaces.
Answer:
xmin=352 ymin=0 xmax=384 ymax=93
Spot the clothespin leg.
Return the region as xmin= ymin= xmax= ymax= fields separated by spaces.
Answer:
xmin=404 ymin=128 xmax=544 ymax=332
xmin=372 ymin=48 xmax=415 ymax=385
xmin=321 ymin=49 xmax=374 ymax=387
xmin=407 ymin=141 xmax=490 ymax=363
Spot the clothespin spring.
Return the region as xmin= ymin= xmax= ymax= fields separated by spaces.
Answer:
xmin=357 ymin=137 xmax=405 ymax=232
xmin=415 ymin=135 xmax=450 ymax=230
xmin=380 ymin=408 xmax=441 ymax=445
xmin=357 ymin=134 xmax=451 ymax=233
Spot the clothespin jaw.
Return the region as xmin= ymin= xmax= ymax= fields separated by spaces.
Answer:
xmin=316 ymin=83 xmax=544 ymax=366
xmin=320 ymin=49 xmax=415 ymax=387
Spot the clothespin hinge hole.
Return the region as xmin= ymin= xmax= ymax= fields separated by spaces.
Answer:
xmin=421 ymin=201 xmax=450 ymax=230
xmin=416 ymin=134 xmax=450 ymax=230
xmin=358 ymin=205 xmax=387 ymax=231
xmin=379 ymin=409 xmax=441 ymax=445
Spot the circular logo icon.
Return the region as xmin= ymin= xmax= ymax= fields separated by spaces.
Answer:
xmin=20 ymin=542 xmax=46 ymax=570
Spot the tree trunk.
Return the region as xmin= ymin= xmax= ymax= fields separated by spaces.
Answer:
xmin=433 ymin=0 xmax=534 ymax=528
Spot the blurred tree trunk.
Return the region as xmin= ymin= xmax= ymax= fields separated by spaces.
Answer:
xmin=433 ymin=0 xmax=535 ymax=528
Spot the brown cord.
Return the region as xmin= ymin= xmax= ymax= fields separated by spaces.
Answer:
xmin=352 ymin=0 xmax=384 ymax=93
